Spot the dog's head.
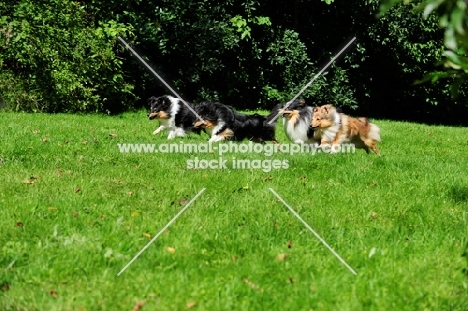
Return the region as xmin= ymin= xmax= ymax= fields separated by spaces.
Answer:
xmin=193 ymin=101 xmax=233 ymax=128
xmin=147 ymin=95 xmax=172 ymax=120
xmin=280 ymin=99 xmax=306 ymax=119
xmin=193 ymin=102 xmax=212 ymax=128
xmin=193 ymin=119 xmax=216 ymax=129
xmin=279 ymin=100 xmax=309 ymax=129
xmin=311 ymin=104 xmax=336 ymax=129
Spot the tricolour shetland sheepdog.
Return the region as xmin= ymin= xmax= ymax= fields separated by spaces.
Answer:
xmin=280 ymin=99 xmax=315 ymax=144
xmin=193 ymin=101 xmax=280 ymax=143
xmin=310 ymin=104 xmax=381 ymax=154
xmin=147 ymin=95 xmax=201 ymax=139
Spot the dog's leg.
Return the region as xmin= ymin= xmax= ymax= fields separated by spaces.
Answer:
xmin=153 ymin=125 xmax=165 ymax=135
xmin=363 ymin=139 xmax=380 ymax=156
xmin=272 ymin=140 xmax=281 ymax=152
xmin=329 ymin=131 xmax=350 ymax=154
xmin=167 ymin=128 xmax=177 ymax=139
xmin=371 ymin=144 xmax=381 ymax=156
xmin=209 ymin=135 xmax=226 ymax=142
xmin=318 ymin=139 xmax=332 ymax=152
xmin=209 ymin=126 xmax=233 ymax=142
xmin=330 ymin=144 xmax=341 ymax=154
xmin=251 ymin=137 xmax=264 ymax=144
xmin=175 ymin=127 xmax=186 ymax=138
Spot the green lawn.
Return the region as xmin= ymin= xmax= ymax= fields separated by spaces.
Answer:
xmin=1 ymin=111 xmax=467 ymax=310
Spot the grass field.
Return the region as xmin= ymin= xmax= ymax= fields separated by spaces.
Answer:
xmin=1 ymin=110 xmax=467 ymax=310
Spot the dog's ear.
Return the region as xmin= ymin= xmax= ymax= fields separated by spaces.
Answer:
xmin=323 ymin=105 xmax=329 ymax=114
xmin=273 ymin=103 xmax=283 ymax=111
xmin=313 ymin=106 xmax=320 ymax=113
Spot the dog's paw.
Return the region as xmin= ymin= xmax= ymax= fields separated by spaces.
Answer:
xmin=175 ymin=128 xmax=186 ymax=137
xmin=209 ymin=135 xmax=224 ymax=142
xmin=153 ymin=127 xmax=165 ymax=135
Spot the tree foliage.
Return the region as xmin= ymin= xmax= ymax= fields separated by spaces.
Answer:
xmin=0 ymin=0 xmax=133 ymax=113
xmin=381 ymin=0 xmax=468 ymax=98
xmin=0 ymin=0 xmax=466 ymax=124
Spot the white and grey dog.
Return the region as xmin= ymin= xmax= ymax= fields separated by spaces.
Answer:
xmin=280 ymin=99 xmax=316 ymax=144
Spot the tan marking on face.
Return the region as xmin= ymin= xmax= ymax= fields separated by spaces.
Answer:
xmin=148 ymin=112 xmax=158 ymax=119
xmin=157 ymin=111 xmax=169 ymax=119
xmin=319 ymin=118 xmax=334 ymax=129
xmin=311 ymin=113 xmax=322 ymax=128
xmin=279 ymin=109 xmax=292 ymax=119
xmin=194 ymin=120 xmax=216 ymax=129
xmin=287 ymin=110 xmax=300 ymax=127
xmin=193 ymin=121 xmax=205 ymax=128
xmin=311 ymin=106 xmax=337 ymax=129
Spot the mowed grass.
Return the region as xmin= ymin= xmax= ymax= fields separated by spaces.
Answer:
xmin=0 ymin=110 xmax=467 ymax=310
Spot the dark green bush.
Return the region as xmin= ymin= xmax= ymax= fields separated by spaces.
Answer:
xmin=0 ymin=0 xmax=134 ymax=113
xmin=1 ymin=0 xmax=467 ymax=123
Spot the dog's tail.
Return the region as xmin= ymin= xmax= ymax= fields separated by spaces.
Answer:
xmin=368 ymin=122 xmax=381 ymax=142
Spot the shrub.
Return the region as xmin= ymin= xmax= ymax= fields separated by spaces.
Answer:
xmin=0 ymin=0 xmax=134 ymax=113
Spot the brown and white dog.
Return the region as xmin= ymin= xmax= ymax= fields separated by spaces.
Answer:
xmin=311 ymin=104 xmax=381 ymax=155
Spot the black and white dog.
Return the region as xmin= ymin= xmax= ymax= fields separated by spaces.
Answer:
xmin=280 ymin=99 xmax=316 ymax=144
xmin=193 ymin=101 xmax=280 ymax=143
xmin=147 ymin=95 xmax=201 ymax=139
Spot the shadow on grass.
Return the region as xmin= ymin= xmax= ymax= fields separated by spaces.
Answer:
xmin=448 ymin=184 xmax=468 ymax=204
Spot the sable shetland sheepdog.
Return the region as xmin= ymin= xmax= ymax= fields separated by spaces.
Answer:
xmin=147 ymin=95 xmax=201 ymax=139
xmin=193 ymin=101 xmax=280 ymax=143
xmin=310 ymin=104 xmax=381 ymax=154
xmin=280 ymin=99 xmax=315 ymax=144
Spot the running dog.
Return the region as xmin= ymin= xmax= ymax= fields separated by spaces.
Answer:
xmin=193 ymin=101 xmax=279 ymax=143
xmin=310 ymin=104 xmax=381 ymax=154
xmin=147 ymin=95 xmax=201 ymax=139
xmin=280 ymin=99 xmax=315 ymax=144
